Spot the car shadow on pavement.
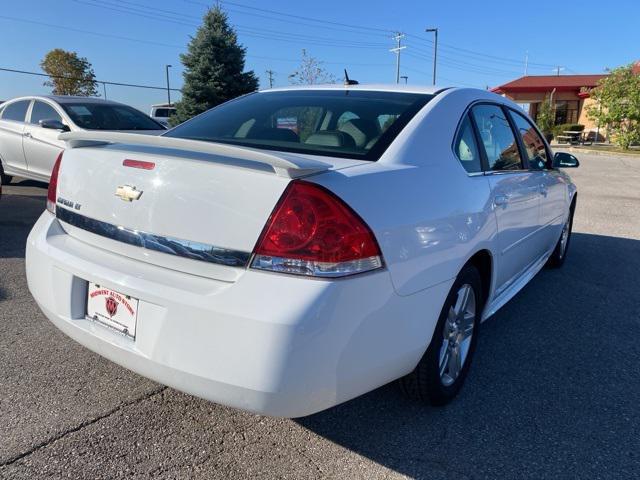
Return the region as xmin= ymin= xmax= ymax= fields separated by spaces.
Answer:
xmin=8 ymin=179 xmax=48 ymax=189
xmin=296 ymin=232 xmax=640 ymax=478
xmin=0 ymin=183 xmax=47 ymax=259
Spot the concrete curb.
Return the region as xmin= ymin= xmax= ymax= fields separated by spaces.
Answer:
xmin=551 ymin=145 xmax=640 ymax=157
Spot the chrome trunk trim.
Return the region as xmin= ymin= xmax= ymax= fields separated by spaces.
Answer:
xmin=55 ymin=207 xmax=251 ymax=268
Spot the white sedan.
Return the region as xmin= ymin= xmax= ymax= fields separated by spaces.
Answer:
xmin=0 ymin=95 xmax=165 ymax=186
xmin=25 ymin=85 xmax=579 ymax=417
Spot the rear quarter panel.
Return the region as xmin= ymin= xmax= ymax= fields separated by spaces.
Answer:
xmin=312 ymin=88 xmax=501 ymax=298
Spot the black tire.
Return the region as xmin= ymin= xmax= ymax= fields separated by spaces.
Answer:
xmin=547 ymin=204 xmax=575 ymax=268
xmin=399 ymin=264 xmax=483 ymax=406
xmin=0 ymin=164 xmax=11 ymax=186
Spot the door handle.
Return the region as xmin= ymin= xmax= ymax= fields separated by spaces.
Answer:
xmin=23 ymin=132 xmax=32 ymax=138
xmin=493 ymin=194 xmax=509 ymax=207
xmin=539 ymin=184 xmax=548 ymax=196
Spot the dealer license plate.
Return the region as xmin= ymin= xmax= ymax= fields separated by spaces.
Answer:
xmin=86 ymin=283 xmax=139 ymax=338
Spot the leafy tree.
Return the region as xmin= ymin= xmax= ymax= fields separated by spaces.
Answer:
xmin=536 ymin=95 xmax=555 ymax=140
xmin=587 ymin=64 xmax=640 ymax=149
xmin=171 ymin=5 xmax=258 ymax=126
xmin=40 ymin=49 xmax=98 ymax=96
xmin=288 ymin=49 xmax=336 ymax=85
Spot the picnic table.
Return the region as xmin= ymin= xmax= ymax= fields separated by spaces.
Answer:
xmin=556 ymin=130 xmax=583 ymax=145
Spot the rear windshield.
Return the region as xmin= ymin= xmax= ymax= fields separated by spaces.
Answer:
xmin=164 ymin=90 xmax=432 ymax=160
xmin=61 ymin=103 xmax=164 ymax=131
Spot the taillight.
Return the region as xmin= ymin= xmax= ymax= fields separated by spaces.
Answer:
xmin=46 ymin=151 xmax=64 ymax=214
xmin=251 ymin=180 xmax=383 ymax=278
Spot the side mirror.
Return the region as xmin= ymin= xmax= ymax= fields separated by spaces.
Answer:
xmin=553 ymin=152 xmax=580 ymax=168
xmin=40 ymin=119 xmax=70 ymax=132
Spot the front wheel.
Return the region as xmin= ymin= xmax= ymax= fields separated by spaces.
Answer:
xmin=547 ymin=207 xmax=574 ymax=268
xmin=399 ymin=264 xmax=483 ymax=406
xmin=0 ymin=168 xmax=11 ymax=186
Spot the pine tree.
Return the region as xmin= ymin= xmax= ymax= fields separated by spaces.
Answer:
xmin=171 ymin=6 xmax=258 ymax=125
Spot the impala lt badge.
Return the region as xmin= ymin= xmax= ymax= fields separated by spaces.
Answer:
xmin=115 ymin=185 xmax=143 ymax=202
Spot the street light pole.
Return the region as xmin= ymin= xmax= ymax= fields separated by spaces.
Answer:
xmin=426 ymin=28 xmax=438 ymax=85
xmin=165 ymin=64 xmax=172 ymax=105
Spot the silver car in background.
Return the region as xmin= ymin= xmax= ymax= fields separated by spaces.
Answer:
xmin=0 ymin=96 xmax=166 ymax=186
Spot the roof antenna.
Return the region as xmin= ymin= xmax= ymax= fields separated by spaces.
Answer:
xmin=344 ymin=69 xmax=359 ymax=85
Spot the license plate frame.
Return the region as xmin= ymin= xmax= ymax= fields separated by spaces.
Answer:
xmin=86 ymin=283 xmax=139 ymax=339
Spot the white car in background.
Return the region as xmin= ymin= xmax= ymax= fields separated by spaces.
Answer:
xmin=0 ymin=96 xmax=165 ymax=186
xmin=26 ymin=85 xmax=579 ymax=417
xmin=150 ymin=103 xmax=176 ymax=127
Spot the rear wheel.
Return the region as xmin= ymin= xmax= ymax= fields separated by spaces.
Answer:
xmin=399 ymin=264 xmax=483 ymax=406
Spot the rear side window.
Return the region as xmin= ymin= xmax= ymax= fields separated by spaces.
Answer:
xmin=454 ymin=115 xmax=482 ymax=173
xmin=509 ymin=110 xmax=549 ymax=170
xmin=1 ymin=100 xmax=30 ymax=122
xmin=471 ymin=104 xmax=523 ymax=171
xmin=30 ymin=101 xmax=63 ymax=125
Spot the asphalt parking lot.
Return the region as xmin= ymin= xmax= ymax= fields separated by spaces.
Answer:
xmin=1 ymin=152 xmax=639 ymax=479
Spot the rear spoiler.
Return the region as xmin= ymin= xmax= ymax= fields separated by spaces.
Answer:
xmin=58 ymin=131 xmax=331 ymax=179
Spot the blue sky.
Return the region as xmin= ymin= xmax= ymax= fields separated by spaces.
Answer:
xmin=0 ymin=0 xmax=638 ymax=113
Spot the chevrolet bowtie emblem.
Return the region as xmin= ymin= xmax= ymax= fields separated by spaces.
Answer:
xmin=115 ymin=185 xmax=143 ymax=202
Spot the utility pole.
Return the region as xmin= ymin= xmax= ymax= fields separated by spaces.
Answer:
xmin=400 ymin=75 xmax=408 ymax=84
xmin=102 ymin=82 xmax=107 ymax=100
xmin=390 ymin=32 xmax=406 ymax=84
xmin=524 ymin=51 xmax=529 ymax=76
xmin=165 ymin=64 xmax=172 ymax=104
xmin=555 ymin=66 xmax=564 ymax=76
xmin=425 ymin=28 xmax=438 ymax=85
xmin=265 ymin=69 xmax=275 ymax=88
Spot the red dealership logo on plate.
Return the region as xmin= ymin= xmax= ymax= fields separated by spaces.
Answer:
xmin=105 ymin=296 xmax=118 ymax=317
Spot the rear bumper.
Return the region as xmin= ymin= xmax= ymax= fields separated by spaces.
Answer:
xmin=26 ymin=212 xmax=451 ymax=417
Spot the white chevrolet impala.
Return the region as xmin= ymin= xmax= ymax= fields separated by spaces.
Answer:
xmin=26 ymin=85 xmax=579 ymax=417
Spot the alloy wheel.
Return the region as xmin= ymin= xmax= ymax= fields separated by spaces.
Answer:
xmin=439 ymin=284 xmax=476 ymax=387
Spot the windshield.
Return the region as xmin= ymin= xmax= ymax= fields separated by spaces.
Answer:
xmin=61 ymin=103 xmax=164 ymax=131
xmin=164 ymin=90 xmax=432 ymax=160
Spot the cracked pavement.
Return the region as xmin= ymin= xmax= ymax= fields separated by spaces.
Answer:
xmin=1 ymin=152 xmax=640 ymax=479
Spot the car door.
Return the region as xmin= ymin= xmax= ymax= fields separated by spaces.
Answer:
xmin=22 ymin=100 xmax=67 ymax=180
xmin=508 ymin=109 xmax=567 ymax=253
xmin=470 ymin=103 xmax=542 ymax=294
xmin=0 ymin=99 xmax=32 ymax=174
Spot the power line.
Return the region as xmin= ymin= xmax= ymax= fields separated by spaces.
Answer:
xmin=0 ymin=15 xmax=391 ymax=70
xmin=70 ymin=0 xmax=571 ymax=76
xmin=184 ymin=0 xmax=393 ymax=34
xmin=71 ymin=0 xmax=388 ymax=49
xmin=120 ymin=0 xmax=389 ymax=39
xmin=0 ymin=67 xmax=181 ymax=92
xmin=405 ymin=33 xmax=559 ymax=69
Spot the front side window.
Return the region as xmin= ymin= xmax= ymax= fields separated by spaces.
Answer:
xmin=454 ymin=115 xmax=482 ymax=173
xmin=1 ymin=100 xmax=31 ymax=122
xmin=509 ymin=110 xmax=549 ymax=170
xmin=30 ymin=101 xmax=63 ymax=125
xmin=61 ymin=103 xmax=164 ymax=131
xmin=471 ymin=104 xmax=523 ymax=171
xmin=164 ymin=90 xmax=432 ymax=160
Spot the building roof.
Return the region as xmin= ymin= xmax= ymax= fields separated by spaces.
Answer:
xmin=491 ymin=74 xmax=608 ymax=94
